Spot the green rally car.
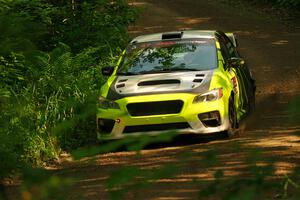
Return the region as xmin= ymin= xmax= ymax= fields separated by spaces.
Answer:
xmin=97 ymin=30 xmax=255 ymax=139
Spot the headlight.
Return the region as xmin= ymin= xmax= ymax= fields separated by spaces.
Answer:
xmin=98 ymin=96 xmax=120 ymax=109
xmin=193 ymin=88 xmax=223 ymax=103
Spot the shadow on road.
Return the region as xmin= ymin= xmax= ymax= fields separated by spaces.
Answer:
xmin=96 ymin=131 xmax=230 ymax=155
xmin=144 ymin=132 xmax=229 ymax=150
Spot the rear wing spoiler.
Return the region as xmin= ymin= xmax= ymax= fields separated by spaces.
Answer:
xmin=225 ymin=32 xmax=238 ymax=47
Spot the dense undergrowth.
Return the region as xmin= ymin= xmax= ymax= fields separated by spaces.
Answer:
xmin=0 ymin=0 xmax=137 ymax=179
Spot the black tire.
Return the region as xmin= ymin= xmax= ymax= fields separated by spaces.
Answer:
xmin=226 ymin=95 xmax=239 ymax=137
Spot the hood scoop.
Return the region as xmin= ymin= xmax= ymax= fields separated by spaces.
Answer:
xmin=138 ymin=79 xmax=180 ymax=86
xmin=193 ymin=74 xmax=205 ymax=83
xmin=116 ymin=79 xmax=128 ymax=88
xmin=195 ymin=74 xmax=205 ymax=77
xmin=193 ymin=79 xmax=203 ymax=83
xmin=113 ymin=70 xmax=213 ymax=97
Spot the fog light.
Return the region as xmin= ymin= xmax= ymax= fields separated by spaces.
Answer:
xmin=97 ymin=118 xmax=115 ymax=134
xmin=198 ymin=111 xmax=221 ymax=127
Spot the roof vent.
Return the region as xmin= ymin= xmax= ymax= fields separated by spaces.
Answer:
xmin=162 ymin=32 xmax=183 ymax=40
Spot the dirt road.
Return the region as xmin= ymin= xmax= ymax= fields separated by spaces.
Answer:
xmin=9 ymin=0 xmax=300 ymax=199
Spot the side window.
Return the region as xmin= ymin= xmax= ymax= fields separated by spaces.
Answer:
xmin=223 ymin=35 xmax=238 ymax=58
xmin=218 ymin=38 xmax=231 ymax=69
xmin=217 ymin=32 xmax=240 ymax=70
xmin=218 ymin=37 xmax=230 ymax=66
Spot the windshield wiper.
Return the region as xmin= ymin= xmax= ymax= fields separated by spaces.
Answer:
xmin=140 ymin=67 xmax=200 ymax=74
xmin=140 ymin=69 xmax=171 ymax=74
xmin=118 ymin=68 xmax=201 ymax=76
xmin=117 ymin=72 xmax=139 ymax=76
xmin=168 ymin=67 xmax=200 ymax=72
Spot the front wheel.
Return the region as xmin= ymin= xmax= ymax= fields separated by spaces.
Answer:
xmin=226 ymin=95 xmax=239 ymax=137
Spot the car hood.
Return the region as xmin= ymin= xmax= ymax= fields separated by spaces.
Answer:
xmin=106 ymin=70 xmax=214 ymax=100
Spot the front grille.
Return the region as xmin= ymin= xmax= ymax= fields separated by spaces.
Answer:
xmin=123 ymin=122 xmax=190 ymax=133
xmin=127 ymin=100 xmax=183 ymax=116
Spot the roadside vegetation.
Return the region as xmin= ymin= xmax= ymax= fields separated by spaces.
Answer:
xmin=0 ymin=0 xmax=137 ymax=183
xmin=1 ymin=0 xmax=300 ymax=199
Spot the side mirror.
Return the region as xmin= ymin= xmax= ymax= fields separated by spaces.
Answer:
xmin=102 ymin=66 xmax=114 ymax=76
xmin=227 ymin=57 xmax=245 ymax=68
xmin=225 ymin=32 xmax=238 ymax=47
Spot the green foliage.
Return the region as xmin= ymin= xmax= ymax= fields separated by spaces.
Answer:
xmin=21 ymin=167 xmax=73 ymax=200
xmin=0 ymin=0 xmax=137 ymax=180
xmin=198 ymin=150 xmax=277 ymax=200
xmin=0 ymin=0 xmax=138 ymax=53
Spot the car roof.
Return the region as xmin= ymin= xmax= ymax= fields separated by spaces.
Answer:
xmin=131 ymin=30 xmax=217 ymax=44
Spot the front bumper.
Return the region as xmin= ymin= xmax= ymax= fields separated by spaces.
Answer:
xmin=97 ymin=93 xmax=230 ymax=139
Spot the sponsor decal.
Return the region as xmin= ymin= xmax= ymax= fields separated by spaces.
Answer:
xmin=231 ymin=76 xmax=238 ymax=93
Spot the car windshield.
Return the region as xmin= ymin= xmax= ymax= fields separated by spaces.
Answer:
xmin=117 ymin=38 xmax=217 ymax=75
